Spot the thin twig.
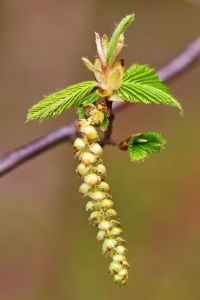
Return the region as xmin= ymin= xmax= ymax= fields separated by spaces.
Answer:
xmin=1 ymin=36 xmax=200 ymax=177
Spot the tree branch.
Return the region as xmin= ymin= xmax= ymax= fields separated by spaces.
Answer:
xmin=1 ymin=36 xmax=200 ymax=177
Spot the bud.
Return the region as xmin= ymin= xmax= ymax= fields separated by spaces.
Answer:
xmin=98 ymin=181 xmax=110 ymax=193
xmin=101 ymin=199 xmax=114 ymax=209
xmin=115 ymin=245 xmax=128 ymax=255
xmin=84 ymin=173 xmax=101 ymax=187
xmin=109 ymin=262 xmax=123 ymax=274
xmin=113 ymin=274 xmax=123 ymax=285
xmin=79 ymin=182 xmax=91 ymax=196
xmin=118 ymin=137 xmax=131 ymax=151
xmin=107 ymin=62 xmax=124 ymax=91
xmin=80 ymin=125 xmax=99 ymax=142
xmin=110 ymin=219 xmax=121 ymax=227
xmin=85 ymin=201 xmax=98 ymax=211
xmin=89 ymin=111 xmax=104 ymax=125
xmin=93 ymin=220 xmax=100 ymax=227
xmin=97 ymin=101 xmax=108 ymax=112
xmin=98 ymin=220 xmax=112 ymax=231
xmin=101 ymin=34 xmax=109 ymax=56
xmin=119 ymin=279 xmax=127 ymax=286
xmin=88 ymin=211 xmax=101 ymax=223
xmin=106 ymin=208 xmax=118 ymax=218
xmin=76 ymin=119 xmax=87 ymax=132
xmin=110 ymin=227 xmax=123 ymax=236
xmin=89 ymin=190 xmax=105 ymax=202
xmin=96 ymin=164 xmax=107 ymax=180
xmin=79 ymin=152 xmax=97 ymax=166
xmin=112 ymin=254 xmax=126 ymax=264
xmin=95 ymin=32 xmax=107 ymax=73
xmin=73 ymin=138 xmax=87 ymax=154
xmin=115 ymin=237 xmax=126 ymax=245
xmin=82 ymin=57 xmax=97 ymax=72
xmin=102 ymin=238 xmax=117 ymax=254
xmin=89 ymin=143 xmax=103 ymax=156
xmin=122 ymin=261 xmax=130 ymax=268
xmin=96 ymin=230 xmax=106 ymax=242
xmin=118 ymin=268 xmax=128 ymax=279
xmin=76 ymin=163 xmax=91 ymax=178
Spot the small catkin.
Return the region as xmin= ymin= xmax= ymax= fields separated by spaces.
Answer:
xmin=73 ymin=104 xmax=129 ymax=286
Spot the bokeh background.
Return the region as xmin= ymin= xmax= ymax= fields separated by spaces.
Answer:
xmin=0 ymin=1 xmax=200 ymax=299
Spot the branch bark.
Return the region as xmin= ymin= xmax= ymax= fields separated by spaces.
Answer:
xmin=1 ymin=36 xmax=200 ymax=177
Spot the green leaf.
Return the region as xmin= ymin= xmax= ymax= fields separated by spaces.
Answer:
xmin=97 ymin=113 xmax=110 ymax=131
xmin=106 ymin=14 xmax=134 ymax=64
xmin=27 ymin=80 xmax=96 ymax=120
xmin=77 ymin=91 xmax=99 ymax=106
xmin=128 ymin=132 xmax=166 ymax=161
xmin=119 ymin=64 xmax=183 ymax=113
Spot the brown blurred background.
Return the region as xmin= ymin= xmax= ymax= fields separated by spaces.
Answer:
xmin=0 ymin=1 xmax=200 ymax=299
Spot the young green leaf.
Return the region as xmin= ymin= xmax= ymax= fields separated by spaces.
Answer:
xmin=106 ymin=14 xmax=134 ymax=64
xmin=77 ymin=91 xmax=99 ymax=106
xmin=118 ymin=64 xmax=183 ymax=113
xmin=128 ymin=132 xmax=166 ymax=161
xmin=27 ymin=81 xmax=96 ymax=120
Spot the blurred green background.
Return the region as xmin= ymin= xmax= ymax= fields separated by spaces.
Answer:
xmin=0 ymin=1 xmax=200 ymax=299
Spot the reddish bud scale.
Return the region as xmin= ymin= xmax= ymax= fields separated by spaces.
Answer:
xmin=74 ymin=106 xmax=129 ymax=286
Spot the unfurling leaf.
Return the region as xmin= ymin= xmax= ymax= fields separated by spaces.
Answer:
xmin=77 ymin=91 xmax=99 ymax=106
xmin=128 ymin=132 xmax=166 ymax=161
xmin=106 ymin=14 xmax=135 ymax=64
xmin=118 ymin=64 xmax=183 ymax=113
xmin=27 ymin=81 xmax=96 ymax=120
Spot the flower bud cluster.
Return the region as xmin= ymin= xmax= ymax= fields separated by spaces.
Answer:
xmin=74 ymin=110 xmax=129 ymax=286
